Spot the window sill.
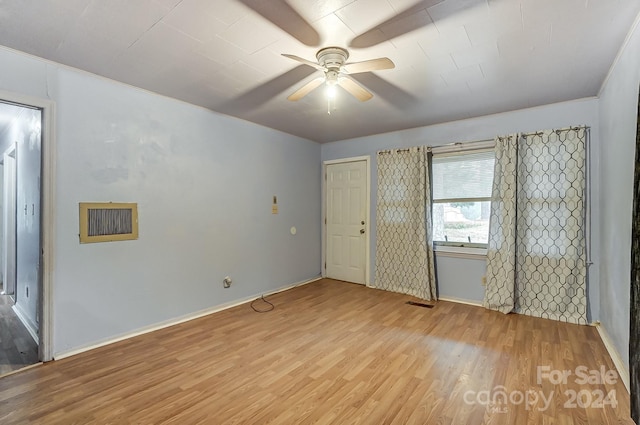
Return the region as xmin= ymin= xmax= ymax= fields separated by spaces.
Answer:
xmin=434 ymin=245 xmax=487 ymax=259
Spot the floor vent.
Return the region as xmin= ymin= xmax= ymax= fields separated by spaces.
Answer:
xmin=405 ymin=301 xmax=434 ymax=308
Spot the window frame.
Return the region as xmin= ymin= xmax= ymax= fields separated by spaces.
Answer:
xmin=431 ymin=144 xmax=495 ymax=252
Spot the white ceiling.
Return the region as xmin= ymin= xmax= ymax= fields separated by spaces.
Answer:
xmin=0 ymin=0 xmax=639 ymax=143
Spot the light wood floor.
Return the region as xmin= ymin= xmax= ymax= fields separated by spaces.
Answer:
xmin=0 ymin=279 xmax=633 ymax=424
xmin=0 ymin=283 xmax=39 ymax=375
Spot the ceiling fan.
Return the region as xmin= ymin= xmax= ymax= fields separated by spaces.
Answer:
xmin=282 ymin=47 xmax=395 ymax=102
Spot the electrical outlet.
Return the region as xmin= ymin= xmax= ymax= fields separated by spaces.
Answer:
xmin=223 ymin=276 xmax=232 ymax=288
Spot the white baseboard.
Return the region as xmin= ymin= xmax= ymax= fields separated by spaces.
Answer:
xmin=593 ymin=322 xmax=630 ymax=393
xmin=54 ymin=276 xmax=322 ymax=360
xmin=12 ymin=304 xmax=38 ymax=343
xmin=438 ymin=296 xmax=483 ymax=307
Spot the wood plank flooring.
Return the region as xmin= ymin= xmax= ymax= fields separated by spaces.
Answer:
xmin=0 ymin=283 xmax=39 ymax=375
xmin=0 ymin=279 xmax=633 ymax=424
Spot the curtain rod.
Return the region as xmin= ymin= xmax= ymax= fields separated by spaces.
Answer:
xmin=378 ymin=147 xmax=418 ymax=155
xmin=378 ymin=140 xmax=493 ymax=156
xmin=434 ymin=138 xmax=494 ymax=148
xmin=446 ymin=126 xmax=589 ymax=144
xmin=431 ymin=139 xmax=494 ymax=154
xmin=519 ymin=125 xmax=589 ymax=138
xmin=377 ymin=126 xmax=589 ymax=155
xmin=433 ymin=125 xmax=588 ymax=147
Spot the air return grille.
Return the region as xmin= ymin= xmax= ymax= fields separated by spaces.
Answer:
xmin=79 ymin=202 xmax=138 ymax=243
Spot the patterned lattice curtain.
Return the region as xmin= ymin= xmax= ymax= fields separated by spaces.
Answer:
xmin=374 ymin=146 xmax=437 ymax=300
xmin=484 ymin=127 xmax=588 ymax=325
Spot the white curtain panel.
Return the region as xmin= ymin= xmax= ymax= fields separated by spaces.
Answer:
xmin=374 ymin=146 xmax=437 ymax=300
xmin=484 ymin=127 xmax=588 ymax=325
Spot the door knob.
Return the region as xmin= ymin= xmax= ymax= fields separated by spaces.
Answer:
xmin=360 ymin=229 xmax=365 ymax=234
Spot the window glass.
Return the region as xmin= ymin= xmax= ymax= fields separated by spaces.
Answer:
xmin=432 ymin=149 xmax=495 ymax=247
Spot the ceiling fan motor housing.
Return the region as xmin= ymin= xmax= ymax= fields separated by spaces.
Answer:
xmin=316 ymin=47 xmax=349 ymax=71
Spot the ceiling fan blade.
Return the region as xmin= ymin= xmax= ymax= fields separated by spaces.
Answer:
xmin=349 ymin=1 xmax=437 ymax=48
xmin=343 ymin=58 xmax=395 ymax=74
xmin=238 ymin=0 xmax=320 ymax=47
xmin=222 ymin=65 xmax=317 ymax=113
xmin=288 ymin=76 xmax=325 ymax=101
xmin=337 ymin=76 xmax=373 ymax=102
xmin=282 ymin=54 xmax=324 ymax=70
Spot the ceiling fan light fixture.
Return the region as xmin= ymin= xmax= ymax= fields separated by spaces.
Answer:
xmin=326 ymin=83 xmax=337 ymax=99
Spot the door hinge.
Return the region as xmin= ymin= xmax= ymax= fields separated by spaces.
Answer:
xmin=324 ymin=217 xmax=327 ymax=225
xmin=324 ymin=262 xmax=326 ymax=269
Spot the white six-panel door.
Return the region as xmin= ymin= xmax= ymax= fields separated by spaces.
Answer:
xmin=326 ymin=160 xmax=367 ymax=284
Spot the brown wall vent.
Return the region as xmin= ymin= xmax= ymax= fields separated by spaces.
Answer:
xmin=79 ymin=202 xmax=138 ymax=243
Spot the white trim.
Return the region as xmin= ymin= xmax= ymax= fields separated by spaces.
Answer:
xmin=323 ymin=155 xmax=370 ymax=166
xmin=12 ymin=304 xmax=38 ymax=342
xmin=54 ymin=276 xmax=322 ymax=360
xmin=598 ymin=8 xmax=640 ymax=97
xmin=0 ymin=89 xmax=55 ymax=362
xmin=592 ymin=321 xmax=630 ymax=393
xmin=438 ymin=296 xmax=483 ymax=307
xmin=322 ymin=156 xmax=371 ymax=286
xmin=434 ymin=245 xmax=487 ymax=260
xmin=365 ymin=157 xmax=371 ymax=286
xmin=40 ymin=95 xmax=56 ymax=363
xmin=0 ymin=361 xmax=43 ymax=378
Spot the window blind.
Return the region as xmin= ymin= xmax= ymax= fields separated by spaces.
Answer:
xmin=432 ymin=150 xmax=495 ymax=201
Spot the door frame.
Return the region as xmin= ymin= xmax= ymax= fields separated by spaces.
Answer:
xmin=322 ymin=156 xmax=371 ymax=286
xmin=0 ymin=89 xmax=56 ymax=362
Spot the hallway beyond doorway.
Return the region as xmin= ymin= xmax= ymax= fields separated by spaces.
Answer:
xmin=0 ymin=281 xmax=38 ymax=375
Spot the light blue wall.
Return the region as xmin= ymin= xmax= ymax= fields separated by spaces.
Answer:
xmin=597 ymin=17 xmax=640 ymax=368
xmin=322 ymin=98 xmax=601 ymax=312
xmin=0 ymin=46 xmax=322 ymax=356
xmin=436 ymin=256 xmax=486 ymax=303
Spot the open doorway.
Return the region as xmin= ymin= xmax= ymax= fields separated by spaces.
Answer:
xmin=0 ymin=100 xmax=42 ymax=375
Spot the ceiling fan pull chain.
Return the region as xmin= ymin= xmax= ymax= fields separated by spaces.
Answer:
xmin=327 ymin=97 xmax=331 ymax=115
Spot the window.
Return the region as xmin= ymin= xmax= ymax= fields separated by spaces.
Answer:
xmin=431 ymin=149 xmax=495 ymax=248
